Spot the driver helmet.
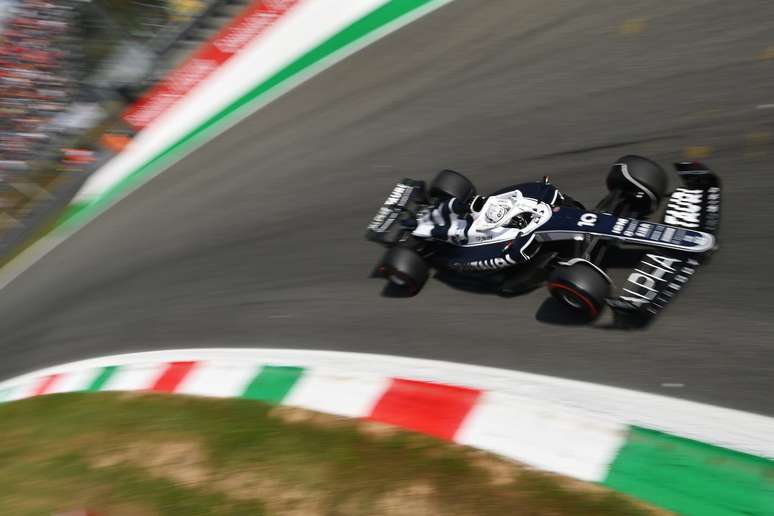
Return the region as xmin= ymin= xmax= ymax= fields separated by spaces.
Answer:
xmin=484 ymin=202 xmax=510 ymax=224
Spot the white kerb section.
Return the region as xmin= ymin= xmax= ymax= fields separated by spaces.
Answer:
xmin=3 ymin=380 xmax=37 ymax=402
xmin=75 ymin=0 xmax=389 ymax=203
xmin=100 ymin=362 xmax=167 ymax=391
xmin=283 ymin=369 xmax=390 ymax=418
xmin=456 ymin=392 xmax=628 ymax=482
xmin=46 ymin=368 xmax=101 ymax=394
xmin=176 ymin=361 xmax=259 ymax=398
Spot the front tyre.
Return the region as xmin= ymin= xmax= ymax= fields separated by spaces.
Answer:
xmin=429 ymin=169 xmax=476 ymax=202
xmin=547 ymin=262 xmax=611 ymax=321
xmin=377 ymin=247 xmax=429 ymax=296
xmin=606 ymin=155 xmax=669 ymax=214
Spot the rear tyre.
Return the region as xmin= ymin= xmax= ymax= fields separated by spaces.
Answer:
xmin=377 ymin=247 xmax=429 ymax=296
xmin=429 ymin=169 xmax=476 ymax=202
xmin=547 ymin=262 xmax=611 ymax=321
xmin=606 ymin=155 xmax=669 ymax=213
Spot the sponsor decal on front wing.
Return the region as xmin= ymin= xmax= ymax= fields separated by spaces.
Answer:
xmin=664 ymin=188 xmax=703 ymax=228
xmin=620 ymin=254 xmax=699 ymax=313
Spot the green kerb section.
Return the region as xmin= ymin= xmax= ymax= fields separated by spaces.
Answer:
xmin=86 ymin=365 xmax=119 ymax=392
xmin=241 ymin=366 xmax=304 ymax=404
xmin=54 ymin=0 xmax=441 ymax=233
xmin=604 ymin=426 xmax=774 ymax=516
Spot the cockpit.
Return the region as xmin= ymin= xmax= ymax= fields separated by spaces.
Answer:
xmin=469 ymin=190 xmax=553 ymax=236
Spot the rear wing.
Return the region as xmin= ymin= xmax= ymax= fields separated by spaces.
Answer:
xmin=606 ymin=162 xmax=721 ymax=327
xmin=365 ymin=179 xmax=426 ymax=245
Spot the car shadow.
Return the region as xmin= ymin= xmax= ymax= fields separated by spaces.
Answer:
xmin=381 ymin=269 xmax=643 ymax=330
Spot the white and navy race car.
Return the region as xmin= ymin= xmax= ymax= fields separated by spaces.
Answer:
xmin=366 ymin=155 xmax=720 ymax=326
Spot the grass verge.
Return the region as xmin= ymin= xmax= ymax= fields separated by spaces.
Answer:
xmin=0 ymin=392 xmax=667 ymax=515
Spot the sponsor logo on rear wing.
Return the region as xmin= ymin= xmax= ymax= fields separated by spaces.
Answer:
xmin=367 ymin=182 xmax=414 ymax=233
xmin=365 ymin=179 xmax=426 ymax=244
xmin=607 ymin=163 xmax=721 ymax=327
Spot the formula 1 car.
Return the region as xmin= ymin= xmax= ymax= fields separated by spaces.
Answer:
xmin=365 ymin=155 xmax=721 ymax=327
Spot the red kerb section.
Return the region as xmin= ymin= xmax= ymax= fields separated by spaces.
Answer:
xmin=32 ymin=374 xmax=60 ymax=396
xmin=368 ymin=379 xmax=482 ymax=440
xmin=150 ymin=361 xmax=197 ymax=393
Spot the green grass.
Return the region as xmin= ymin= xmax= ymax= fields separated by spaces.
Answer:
xmin=0 ymin=392 xmax=665 ymax=515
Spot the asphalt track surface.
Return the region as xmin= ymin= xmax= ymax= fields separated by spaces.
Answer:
xmin=0 ymin=0 xmax=773 ymax=415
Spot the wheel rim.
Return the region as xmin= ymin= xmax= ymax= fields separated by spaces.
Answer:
xmin=388 ymin=271 xmax=418 ymax=293
xmin=389 ymin=274 xmax=407 ymax=286
xmin=561 ymin=292 xmax=583 ymax=309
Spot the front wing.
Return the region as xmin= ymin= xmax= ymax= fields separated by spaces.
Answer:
xmin=606 ymin=162 xmax=721 ymax=327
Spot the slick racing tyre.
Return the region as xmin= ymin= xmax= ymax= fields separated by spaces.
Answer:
xmin=429 ymin=169 xmax=477 ymax=202
xmin=606 ymin=155 xmax=669 ymax=213
xmin=378 ymin=246 xmax=429 ymax=296
xmin=547 ymin=261 xmax=611 ymax=321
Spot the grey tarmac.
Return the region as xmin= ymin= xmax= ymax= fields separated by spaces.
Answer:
xmin=0 ymin=0 xmax=772 ymax=415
